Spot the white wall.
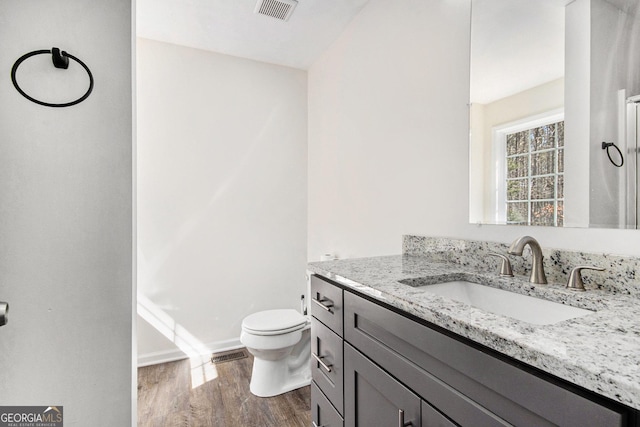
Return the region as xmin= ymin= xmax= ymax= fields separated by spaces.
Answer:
xmin=469 ymin=102 xmax=486 ymax=223
xmin=309 ymin=0 xmax=472 ymax=260
xmin=0 ymin=1 xmax=133 ymax=425
xmin=308 ymin=0 xmax=640 ymax=260
xmin=136 ymin=39 xmax=308 ymax=363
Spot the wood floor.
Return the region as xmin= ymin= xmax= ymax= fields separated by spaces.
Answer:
xmin=137 ymin=350 xmax=311 ymax=427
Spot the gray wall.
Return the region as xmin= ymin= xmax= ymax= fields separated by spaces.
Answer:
xmin=0 ymin=1 xmax=133 ymax=425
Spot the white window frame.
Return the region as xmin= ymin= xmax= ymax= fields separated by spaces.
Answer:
xmin=491 ymin=109 xmax=564 ymax=224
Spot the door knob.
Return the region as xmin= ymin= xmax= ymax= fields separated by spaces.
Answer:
xmin=0 ymin=301 xmax=8 ymax=327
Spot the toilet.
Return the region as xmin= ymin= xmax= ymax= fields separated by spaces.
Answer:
xmin=240 ymin=309 xmax=311 ymax=397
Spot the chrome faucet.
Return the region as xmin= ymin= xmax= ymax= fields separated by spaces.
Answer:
xmin=507 ymin=236 xmax=548 ymax=284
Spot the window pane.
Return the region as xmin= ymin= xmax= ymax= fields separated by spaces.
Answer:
xmin=507 ymin=155 xmax=528 ymax=178
xmin=506 ymin=134 xmax=518 ymax=155
xmin=557 ymin=122 xmax=564 ymax=147
xmin=557 ymin=201 xmax=564 ymax=226
xmin=531 ymin=151 xmax=554 ymax=176
xmin=531 ymin=176 xmax=555 ymax=200
xmin=507 ymin=179 xmax=528 ymax=201
xmin=507 ymin=202 xmax=528 ymax=224
xmin=513 ymin=131 xmax=528 ymax=154
xmin=502 ymin=120 xmax=564 ymax=226
xmin=558 ymin=148 xmax=564 ymax=173
xmin=557 ymin=175 xmax=564 ymax=199
xmin=525 ymin=129 xmax=535 ymax=151
xmin=532 ymin=125 xmax=554 ymax=151
xmin=531 ymin=201 xmax=555 ymax=226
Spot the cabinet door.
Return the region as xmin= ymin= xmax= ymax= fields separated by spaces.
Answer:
xmin=344 ymin=343 xmax=420 ymax=427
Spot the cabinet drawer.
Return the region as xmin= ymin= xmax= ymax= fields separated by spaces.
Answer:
xmin=312 ymin=382 xmax=344 ymax=427
xmin=311 ymin=275 xmax=343 ymax=336
xmin=312 ymin=317 xmax=344 ymax=415
xmin=344 ymin=291 xmax=629 ymax=427
xmin=344 ymin=343 xmax=420 ymax=427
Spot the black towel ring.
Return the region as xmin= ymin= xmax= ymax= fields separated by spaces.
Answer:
xmin=602 ymin=142 xmax=624 ymax=167
xmin=11 ymin=47 xmax=94 ymax=108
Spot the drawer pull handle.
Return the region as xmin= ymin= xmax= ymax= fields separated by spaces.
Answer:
xmin=312 ymin=297 xmax=334 ymax=312
xmin=312 ymin=352 xmax=333 ymax=373
xmin=398 ymin=409 xmax=411 ymax=427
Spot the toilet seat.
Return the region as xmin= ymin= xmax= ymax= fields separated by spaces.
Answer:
xmin=242 ymin=309 xmax=308 ymax=336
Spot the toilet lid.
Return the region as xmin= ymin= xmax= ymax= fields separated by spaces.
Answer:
xmin=242 ymin=309 xmax=308 ymax=335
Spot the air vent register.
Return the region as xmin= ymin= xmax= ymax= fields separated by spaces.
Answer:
xmin=254 ymin=0 xmax=298 ymax=21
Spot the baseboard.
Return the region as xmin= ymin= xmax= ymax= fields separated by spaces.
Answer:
xmin=137 ymin=337 xmax=243 ymax=367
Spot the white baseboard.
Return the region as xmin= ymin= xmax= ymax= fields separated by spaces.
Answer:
xmin=137 ymin=337 xmax=243 ymax=367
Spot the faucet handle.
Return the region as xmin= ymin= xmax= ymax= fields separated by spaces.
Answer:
xmin=566 ymin=266 xmax=605 ymax=291
xmin=488 ymin=253 xmax=514 ymax=277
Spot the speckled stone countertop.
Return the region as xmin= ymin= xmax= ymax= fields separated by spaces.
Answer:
xmin=307 ymin=254 xmax=640 ymax=410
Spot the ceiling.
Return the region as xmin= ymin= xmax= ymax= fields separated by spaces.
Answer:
xmin=138 ymin=0 xmax=569 ymax=102
xmin=136 ymin=0 xmax=370 ymax=70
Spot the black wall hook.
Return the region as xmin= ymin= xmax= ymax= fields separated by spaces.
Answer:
xmin=51 ymin=47 xmax=69 ymax=69
xmin=602 ymin=141 xmax=624 ymax=167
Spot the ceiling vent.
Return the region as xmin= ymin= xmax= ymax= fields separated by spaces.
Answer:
xmin=254 ymin=0 xmax=298 ymax=22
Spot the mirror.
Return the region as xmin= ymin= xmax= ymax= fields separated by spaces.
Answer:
xmin=469 ymin=0 xmax=640 ymax=229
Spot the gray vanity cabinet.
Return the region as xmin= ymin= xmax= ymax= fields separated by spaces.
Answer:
xmin=310 ymin=273 xmax=639 ymax=427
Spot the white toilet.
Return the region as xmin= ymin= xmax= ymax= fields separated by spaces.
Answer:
xmin=240 ymin=309 xmax=311 ymax=397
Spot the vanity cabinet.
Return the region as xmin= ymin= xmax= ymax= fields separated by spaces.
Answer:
xmin=310 ymin=274 xmax=639 ymax=427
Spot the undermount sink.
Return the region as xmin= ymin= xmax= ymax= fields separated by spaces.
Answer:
xmin=411 ymin=280 xmax=594 ymax=325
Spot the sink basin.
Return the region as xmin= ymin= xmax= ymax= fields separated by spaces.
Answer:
xmin=415 ymin=281 xmax=594 ymax=325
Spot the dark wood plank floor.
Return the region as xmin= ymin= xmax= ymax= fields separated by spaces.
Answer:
xmin=137 ymin=351 xmax=311 ymax=427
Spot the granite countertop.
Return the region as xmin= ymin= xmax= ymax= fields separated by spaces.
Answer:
xmin=307 ymin=255 xmax=640 ymax=410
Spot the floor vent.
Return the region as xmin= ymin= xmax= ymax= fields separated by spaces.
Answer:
xmin=210 ymin=348 xmax=248 ymax=365
xmin=254 ymin=0 xmax=298 ymax=21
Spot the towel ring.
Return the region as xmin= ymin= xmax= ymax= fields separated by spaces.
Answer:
xmin=11 ymin=47 xmax=94 ymax=108
xmin=602 ymin=142 xmax=624 ymax=167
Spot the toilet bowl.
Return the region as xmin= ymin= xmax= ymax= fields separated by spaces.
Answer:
xmin=240 ymin=309 xmax=311 ymax=397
